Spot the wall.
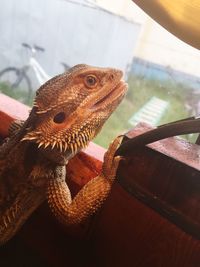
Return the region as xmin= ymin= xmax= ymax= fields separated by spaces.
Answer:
xmin=134 ymin=17 xmax=200 ymax=78
xmin=0 ymin=0 xmax=140 ymax=90
xmin=96 ymin=0 xmax=200 ymax=79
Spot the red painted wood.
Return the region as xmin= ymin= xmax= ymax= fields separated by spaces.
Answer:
xmin=0 ymin=93 xmax=29 ymax=119
xmin=90 ymin=184 xmax=200 ymax=267
xmin=0 ymin=111 xmax=14 ymax=138
xmin=126 ymin=123 xmax=200 ymax=171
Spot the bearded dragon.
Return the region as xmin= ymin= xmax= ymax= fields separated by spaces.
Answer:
xmin=0 ymin=64 xmax=127 ymax=244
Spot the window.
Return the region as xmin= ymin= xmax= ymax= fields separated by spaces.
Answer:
xmin=0 ymin=0 xmax=199 ymax=147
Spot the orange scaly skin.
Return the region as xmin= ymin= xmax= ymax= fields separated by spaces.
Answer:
xmin=0 ymin=64 xmax=127 ymax=244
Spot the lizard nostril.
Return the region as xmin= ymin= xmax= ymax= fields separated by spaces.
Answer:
xmin=53 ymin=112 xmax=66 ymax=124
xmin=110 ymin=73 xmax=115 ymax=80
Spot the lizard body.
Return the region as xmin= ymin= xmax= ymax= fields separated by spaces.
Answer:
xmin=0 ymin=64 xmax=127 ymax=244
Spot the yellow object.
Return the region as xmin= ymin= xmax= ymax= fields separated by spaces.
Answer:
xmin=132 ymin=0 xmax=200 ymax=49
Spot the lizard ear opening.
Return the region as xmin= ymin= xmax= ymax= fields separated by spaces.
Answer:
xmin=53 ymin=112 xmax=66 ymax=124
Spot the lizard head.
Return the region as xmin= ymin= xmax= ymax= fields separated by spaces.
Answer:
xmin=22 ymin=64 xmax=127 ymax=163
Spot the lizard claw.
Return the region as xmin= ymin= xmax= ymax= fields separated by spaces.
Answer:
xmin=102 ymin=135 xmax=124 ymax=183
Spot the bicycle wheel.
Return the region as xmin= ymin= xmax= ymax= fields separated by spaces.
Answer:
xmin=0 ymin=67 xmax=33 ymax=105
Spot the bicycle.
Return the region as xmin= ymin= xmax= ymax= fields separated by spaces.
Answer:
xmin=0 ymin=43 xmax=51 ymax=104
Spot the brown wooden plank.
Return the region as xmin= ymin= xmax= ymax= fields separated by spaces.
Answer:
xmin=90 ymin=184 xmax=200 ymax=267
xmin=117 ymin=124 xmax=200 ymax=238
xmin=126 ymin=123 xmax=200 ymax=171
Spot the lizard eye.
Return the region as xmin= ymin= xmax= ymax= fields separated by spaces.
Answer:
xmin=53 ymin=112 xmax=66 ymax=123
xmin=84 ymin=75 xmax=98 ymax=88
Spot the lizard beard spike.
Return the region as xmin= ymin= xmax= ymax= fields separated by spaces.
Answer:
xmin=21 ymin=121 xmax=95 ymax=156
xmin=21 ymin=131 xmax=42 ymax=142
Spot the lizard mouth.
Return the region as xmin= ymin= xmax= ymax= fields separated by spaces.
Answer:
xmin=92 ymin=80 xmax=128 ymax=109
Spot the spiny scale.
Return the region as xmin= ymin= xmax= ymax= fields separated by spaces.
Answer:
xmin=38 ymin=142 xmax=44 ymax=148
xmin=52 ymin=141 xmax=57 ymax=149
xmin=22 ymin=126 xmax=91 ymax=156
xmin=44 ymin=142 xmax=50 ymax=148
xmin=59 ymin=142 xmax=63 ymax=152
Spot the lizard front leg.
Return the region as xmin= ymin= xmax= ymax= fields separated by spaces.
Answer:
xmin=47 ymin=136 xmax=123 ymax=225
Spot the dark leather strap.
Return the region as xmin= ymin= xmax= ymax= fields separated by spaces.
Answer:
xmin=116 ymin=117 xmax=200 ymax=156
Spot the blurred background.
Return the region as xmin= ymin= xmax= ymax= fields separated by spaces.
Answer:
xmin=0 ymin=0 xmax=199 ymax=147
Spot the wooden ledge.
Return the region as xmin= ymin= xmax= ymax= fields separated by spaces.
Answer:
xmin=126 ymin=123 xmax=200 ymax=171
xmin=119 ymin=124 xmax=200 ymax=238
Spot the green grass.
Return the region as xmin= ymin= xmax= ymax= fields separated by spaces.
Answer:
xmin=94 ymin=75 xmax=197 ymax=148
xmin=0 ymin=82 xmax=33 ymax=106
xmin=0 ymin=76 xmax=198 ymax=148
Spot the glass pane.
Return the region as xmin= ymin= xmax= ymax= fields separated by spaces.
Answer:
xmin=95 ymin=1 xmax=200 ymax=146
xmin=0 ymin=0 xmax=198 ymax=146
